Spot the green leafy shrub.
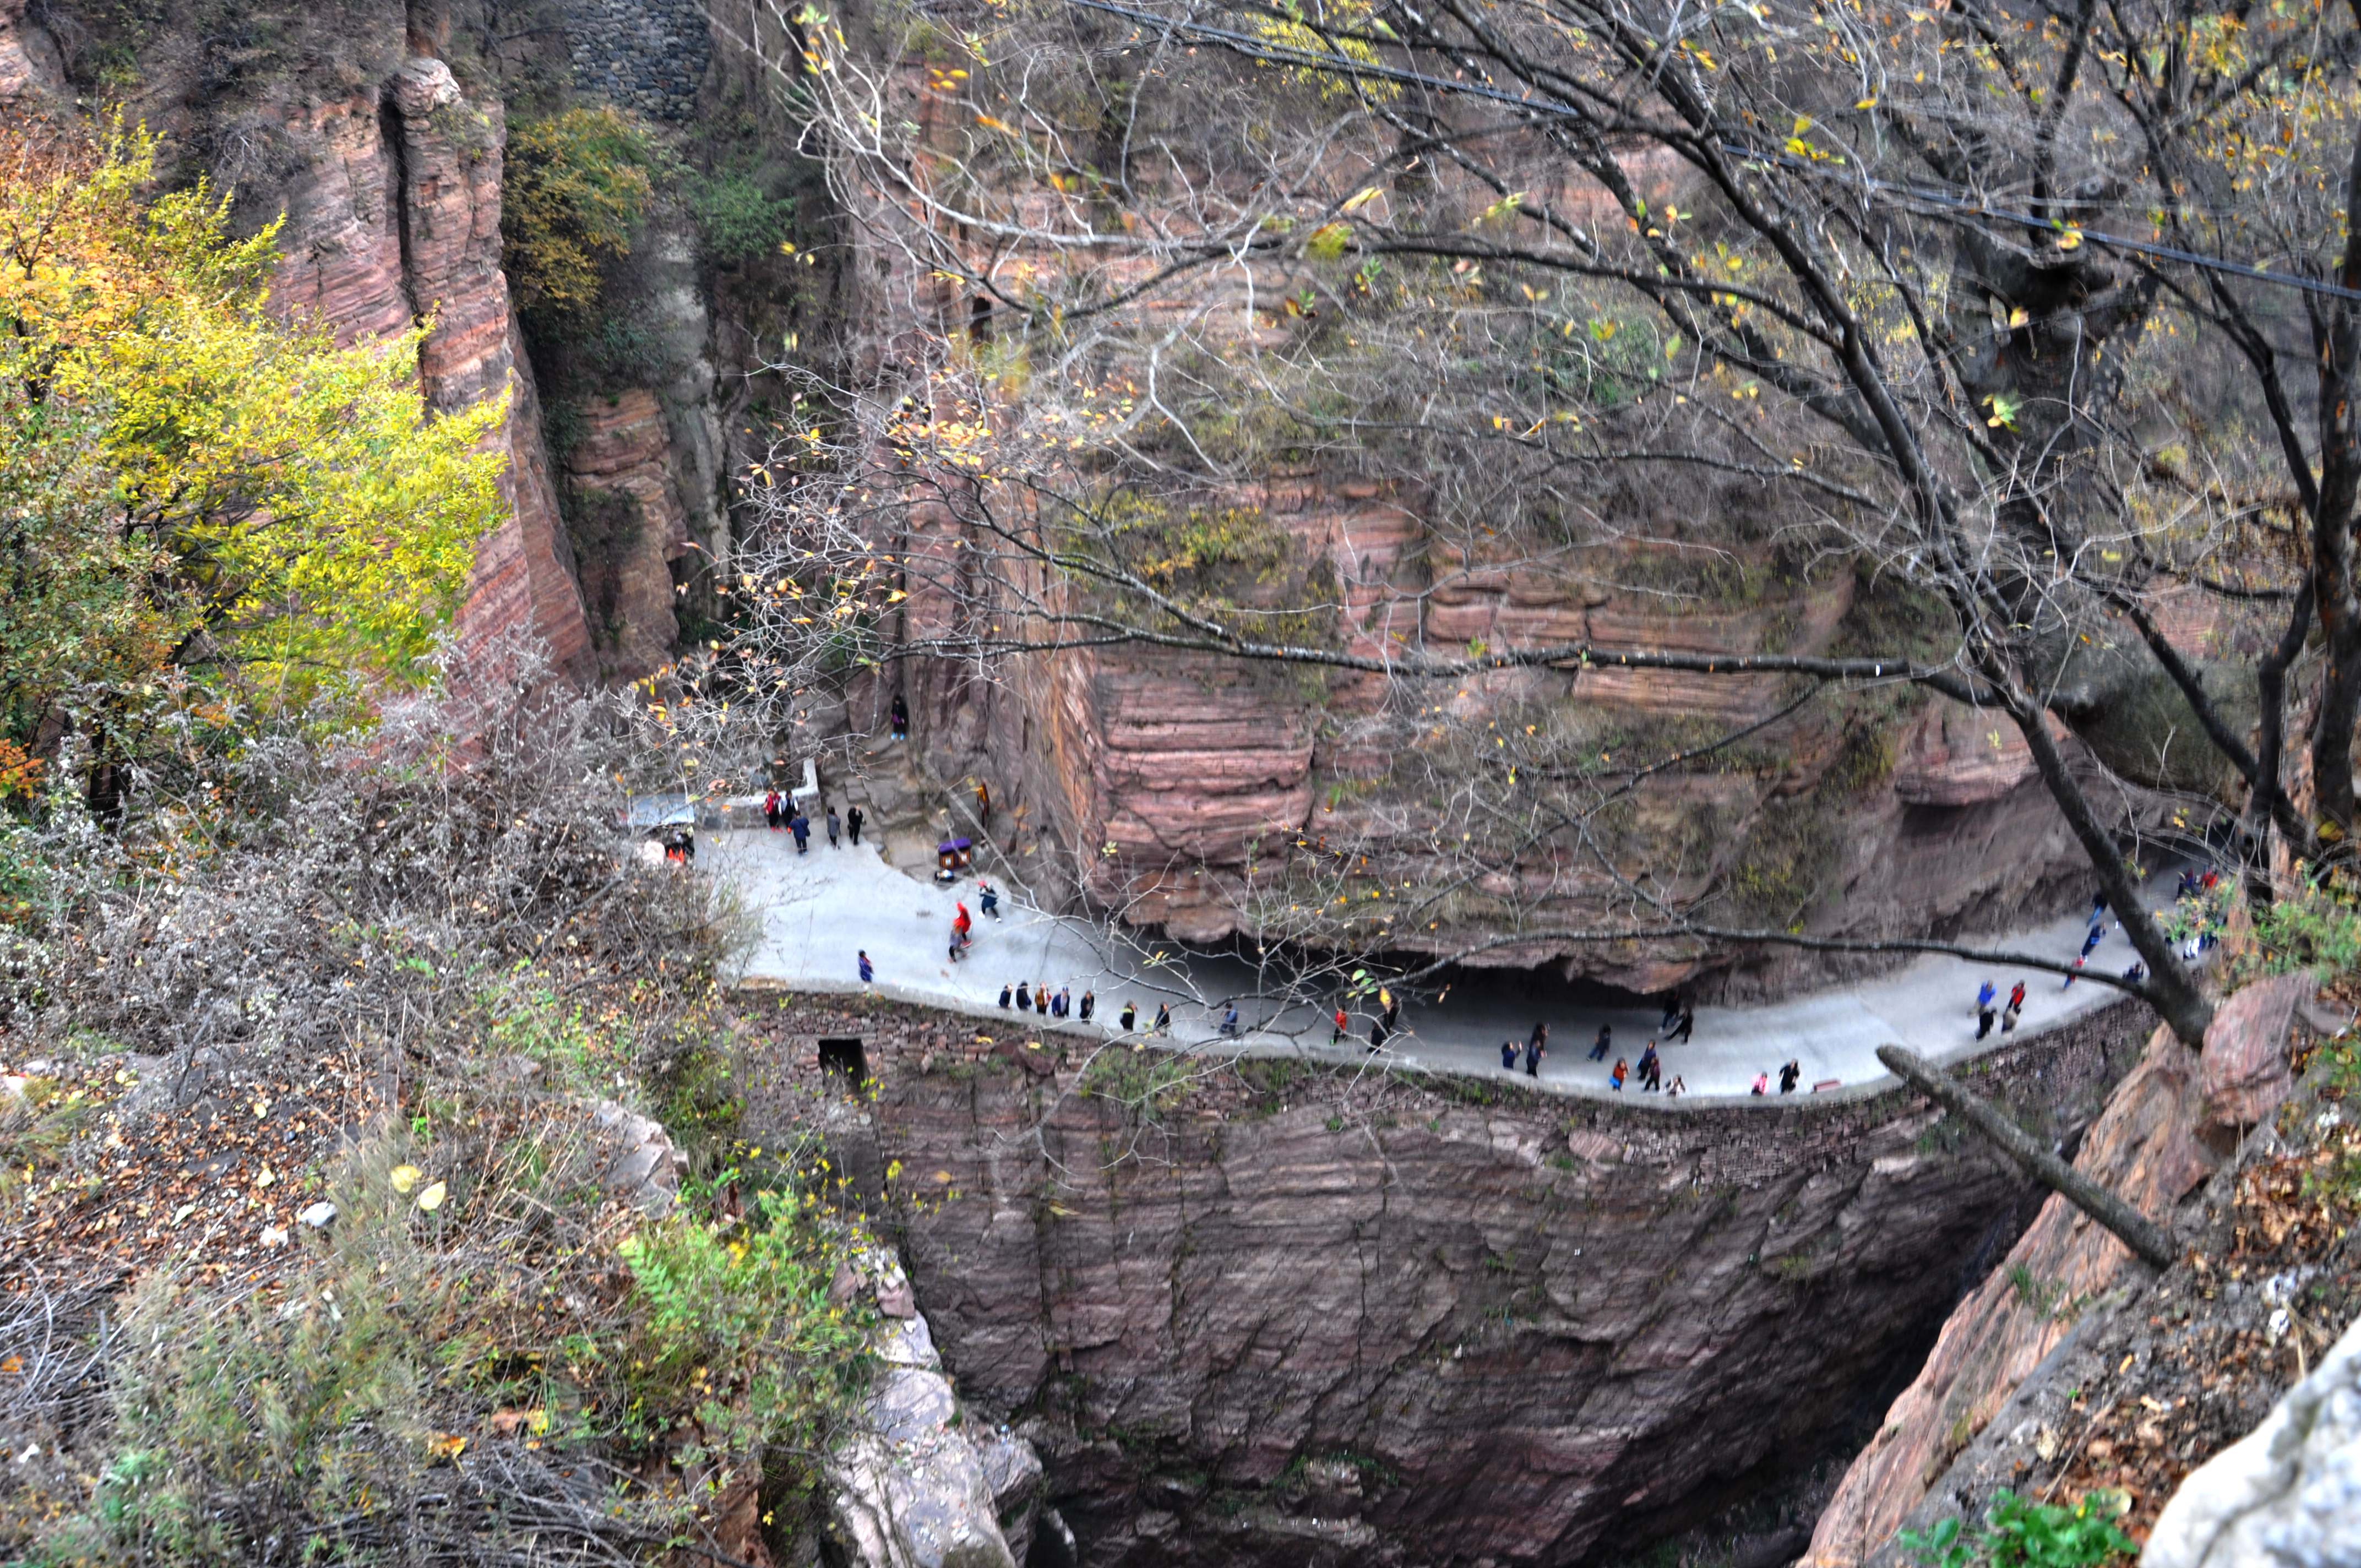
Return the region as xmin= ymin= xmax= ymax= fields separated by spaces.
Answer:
xmin=503 ymin=107 xmax=661 ymax=328
xmin=1898 ymin=1490 xmax=2136 ymax=1568
xmin=689 ymin=168 xmax=797 ymax=265
xmin=610 ymin=1188 xmax=873 ymax=1460
xmin=2241 ymin=876 xmax=2361 ymax=982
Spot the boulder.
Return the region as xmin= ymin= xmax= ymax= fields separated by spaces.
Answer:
xmin=977 ymin=1435 xmax=1045 ymax=1562
xmin=590 ymin=1101 xmax=688 ymax=1212
xmin=2141 ymin=1308 xmax=2361 ymax=1568
xmin=0 ymin=0 xmax=64 ymax=104
xmin=2202 ymin=973 xmax=2310 ymax=1135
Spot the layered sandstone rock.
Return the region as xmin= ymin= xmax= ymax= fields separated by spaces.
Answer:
xmin=2199 ymin=973 xmax=2309 ymax=1137
xmin=1805 ymin=978 xmax=2314 ymax=1568
xmin=13 ymin=3 xmax=599 ymax=689
xmin=737 ymin=992 xmax=2154 ymax=1567
xmin=1805 ymin=1022 xmax=2220 ymax=1566
xmin=562 ymin=389 xmax=691 ymax=679
xmin=383 ymin=55 xmax=591 ymax=681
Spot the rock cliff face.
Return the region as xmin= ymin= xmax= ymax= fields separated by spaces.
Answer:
xmin=886 ymin=480 xmax=2100 ymax=998
xmin=562 ymin=390 xmax=692 ymax=676
xmin=815 ymin=51 xmax=2122 ymax=999
xmin=1804 ymin=1023 xmax=2221 ymax=1566
xmin=380 ymin=52 xmax=592 ymax=679
xmin=1804 ymin=973 xmax=2318 ymax=1567
xmin=733 ymin=991 xmax=2155 ymax=1566
xmin=7 ymin=1 xmax=597 ymax=682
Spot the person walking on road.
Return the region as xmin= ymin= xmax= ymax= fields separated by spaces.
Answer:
xmin=789 ymin=812 xmax=810 ymax=853
xmin=1015 ymin=982 xmax=1032 ymax=1012
xmin=1638 ymin=1042 xmax=1662 ymax=1092
xmin=1750 ymin=1072 xmax=1769 ymax=1096
xmin=1220 ymin=1004 xmax=1241 ymax=1037
xmin=764 ymin=790 xmax=782 ymax=831
xmin=1778 ymin=1060 xmax=1801 ymax=1094
xmin=1589 ymin=1023 xmax=1613 ymax=1062
xmin=1669 ymin=1006 xmax=1694 ymax=1044
xmin=2003 ymin=980 xmax=2026 ymax=1033
xmin=1120 ymin=1000 xmax=1138 ymax=1032
xmin=1079 ymin=991 xmax=1095 ymax=1022
xmin=1368 ymin=1017 xmax=1388 ymax=1052
xmin=2081 ymin=924 xmax=2105 ymax=960
xmin=978 ymin=882 xmax=1001 ymax=918
xmin=1609 ymin=1057 xmax=1628 ymax=1091
xmin=1660 ymin=998 xmax=1681 ymax=1033
xmin=1154 ymin=1002 xmax=1172 ymax=1035
xmin=2063 ymin=955 xmax=2086 ymax=989
xmin=1666 ymin=1074 xmax=1686 ymax=1098
xmin=1501 ymin=1040 xmax=1520 ymax=1070
xmin=857 ymin=950 xmax=874 ymax=986
xmin=1526 ymin=1022 xmax=1548 ymax=1077
xmin=825 ymin=806 xmax=841 ymax=847
xmin=1332 ymin=1006 xmax=1350 ymax=1045
xmin=1974 ymin=980 xmax=1997 ymax=1037
xmin=846 ymin=805 xmax=865 ymax=846
xmin=998 ymin=983 xmax=1013 ymax=1009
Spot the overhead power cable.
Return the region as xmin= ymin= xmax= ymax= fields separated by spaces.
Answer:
xmin=1062 ymin=0 xmax=2361 ymax=304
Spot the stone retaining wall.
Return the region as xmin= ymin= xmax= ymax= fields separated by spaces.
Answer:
xmin=558 ymin=0 xmax=711 ymax=120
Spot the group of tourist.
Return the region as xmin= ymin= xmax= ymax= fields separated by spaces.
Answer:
xmin=762 ymin=790 xmax=864 ymax=854
xmin=999 ymin=980 xmax=1094 ymax=1021
xmin=1972 ymin=875 xmax=2224 ymax=1039
xmin=1558 ymin=1009 xmax=1710 ymax=1097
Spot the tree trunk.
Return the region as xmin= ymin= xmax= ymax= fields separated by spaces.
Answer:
xmin=2004 ymin=686 xmax=2215 ymax=1047
xmin=1877 ymin=1045 xmax=2177 ymax=1270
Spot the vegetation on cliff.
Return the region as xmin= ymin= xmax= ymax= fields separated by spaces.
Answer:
xmin=625 ymin=0 xmax=2361 ymax=1047
xmin=0 ymin=112 xmax=873 ymax=1566
xmin=0 ymin=115 xmax=505 ymax=788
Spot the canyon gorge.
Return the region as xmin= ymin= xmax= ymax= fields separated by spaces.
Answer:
xmin=0 ymin=0 xmax=2345 ymax=1565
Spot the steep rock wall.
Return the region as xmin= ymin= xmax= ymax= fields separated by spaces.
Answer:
xmin=1805 ymin=974 xmax=2319 ymax=1567
xmin=733 ymin=991 xmax=2156 ymax=1566
xmin=805 ymin=36 xmax=2130 ymax=999
xmin=10 ymin=1 xmax=596 ymax=684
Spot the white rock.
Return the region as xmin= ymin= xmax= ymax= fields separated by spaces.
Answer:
xmin=590 ymin=1100 xmax=688 ymax=1213
xmin=298 ymin=1201 xmax=336 ymax=1229
xmin=823 ymin=1247 xmax=1033 ymax=1568
xmin=2143 ymin=1309 xmax=2361 ymax=1568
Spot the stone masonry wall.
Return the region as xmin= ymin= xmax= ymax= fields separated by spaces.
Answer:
xmin=558 ymin=0 xmax=711 ymax=119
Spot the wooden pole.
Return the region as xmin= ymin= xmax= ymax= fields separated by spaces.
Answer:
xmin=1876 ymin=1044 xmax=2177 ymax=1270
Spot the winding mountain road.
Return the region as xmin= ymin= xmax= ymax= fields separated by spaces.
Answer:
xmin=709 ymin=828 xmax=2183 ymax=1104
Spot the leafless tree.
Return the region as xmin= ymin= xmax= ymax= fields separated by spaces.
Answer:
xmin=687 ymin=0 xmax=2361 ymax=1050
